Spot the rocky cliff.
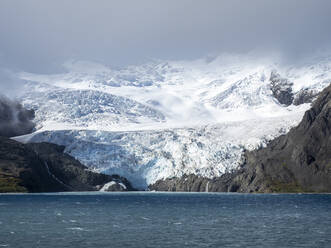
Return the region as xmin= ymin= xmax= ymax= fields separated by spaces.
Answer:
xmin=0 ymin=136 xmax=64 ymax=193
xmin=0 ymin=137 xmax=134 ymax=193
xmin=0 ymin=94 xmax=135 ymax=193
xmin=150 ymin=83 xmax=331 ymax=193
xmin=269 ymin=71 xmax=294 ymax=106
xmin=232 ymin=83 xmax=331 ymax=192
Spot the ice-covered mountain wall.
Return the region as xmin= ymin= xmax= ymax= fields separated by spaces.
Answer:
xmin=23 ymin=116 xmax=301 ymax=189
xmin=14 ymin=54 xmax=331 ymax=189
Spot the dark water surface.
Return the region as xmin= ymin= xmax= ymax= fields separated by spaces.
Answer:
xmin=0 ymin=192 xmax=330 ymax=248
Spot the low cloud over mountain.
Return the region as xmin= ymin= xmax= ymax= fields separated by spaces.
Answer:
xmin=0 ymin=95 xmax=35 ymax=137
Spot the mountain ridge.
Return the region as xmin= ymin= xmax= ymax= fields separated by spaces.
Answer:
xmin=14 ymin=55 xmax=331 ymax=189
xmin=150 ymin=83 xmax=331 ymax=192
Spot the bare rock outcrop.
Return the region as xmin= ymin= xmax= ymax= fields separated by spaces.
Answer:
xmin=269 ymin=71 xmax=294 ymax=106
xmin=0 ymin=137 xmax=135 ymax=192
xmin=150 ymin=83 xmax=331 ymax=193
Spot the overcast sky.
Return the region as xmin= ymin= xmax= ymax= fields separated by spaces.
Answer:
xmin=0 ymin=0 xmax=331 ymax=73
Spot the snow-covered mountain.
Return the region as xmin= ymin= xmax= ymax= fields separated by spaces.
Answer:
xmin=14 ymin=54 xmax=331 ymax=189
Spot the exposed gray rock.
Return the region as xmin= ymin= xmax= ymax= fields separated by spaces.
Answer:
xmin=27 ymin=142 xmax=135 ymax=192
xmin=0 ymin=95 xmax=135 ymax=193
xmin=149 ymin=174 xmax=232 ymax=192
xmin=0 ymin=137 xmax=135 ymax=192
xmin=150 ymin=83 xmax=331 ymax=193
xmin=293 ymin=88 xmax=318 ymax=105
xmin=269 ymin=71 xmax=294 ymax=106
xmin=232 ymin=83 xmax=331 ymax=192
xmin=0 ymin=136 xmax=66 ymax=193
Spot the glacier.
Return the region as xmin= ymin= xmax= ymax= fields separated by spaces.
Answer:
xmin=14 ymin=54 xmax=331 ymax=189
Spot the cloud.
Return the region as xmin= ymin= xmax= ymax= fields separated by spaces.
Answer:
xmin=0 ymin=0 xmax=330 ymax=73
xmin=0 ymin=95 xmax=35 ymax=137
xmin=0 ymin=68 xmax=26 ymax=97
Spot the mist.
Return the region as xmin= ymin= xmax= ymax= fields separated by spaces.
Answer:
xmin=0 ymin=0 xmax=330 ymax=74
xmin=0 ymin=68 xmax=27 ymax=98
xmin=0 ymin=95 xmax=35 ymax=137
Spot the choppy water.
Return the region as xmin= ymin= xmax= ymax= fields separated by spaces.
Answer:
xmin=0 ymin=192 xmax=330 ymax=248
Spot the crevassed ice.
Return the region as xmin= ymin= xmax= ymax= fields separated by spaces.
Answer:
xmin=16 ymin=54 xmax=331 ymax=189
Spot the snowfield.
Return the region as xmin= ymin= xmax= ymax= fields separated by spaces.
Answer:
xmin=15 ymin=54 xmax=331 ymax=189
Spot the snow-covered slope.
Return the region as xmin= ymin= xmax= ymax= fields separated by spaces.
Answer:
xmin=15 ymin=54 xmax=331 ymax=189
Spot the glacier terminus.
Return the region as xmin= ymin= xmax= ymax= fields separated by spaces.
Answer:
xmin=14 ymin=54 xmax=331 ymax=189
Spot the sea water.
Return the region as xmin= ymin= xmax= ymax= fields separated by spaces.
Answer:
xmin=0 ymin=192 xmax=330 ymax=247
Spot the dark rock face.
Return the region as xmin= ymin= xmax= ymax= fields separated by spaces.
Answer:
xmin=0 ymin=96 xmax=35 ymax=137
xmin=150 ymin=175 xmax=209 ymax=192
xmin=0 ymin=95 xmax=135 ymax=193
xmin=293 ymin=88 xmax=318 ymax=105
xmin=27 ymin=142 xmax=135 ymax=192
xmin=150 ymin=83 xmax=331 ymax=193
xmin=0 ymin=137 xmax=134 ymax=193
xmin=149 ymin=174 xmax=231 ymax=192
xmin=233 ymin=83 xmax=331 ymax=192
xmin=0 ymin=137 xmax=65 ymax=193
xmin=269 ymin=71 xmax=294 ymax=106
